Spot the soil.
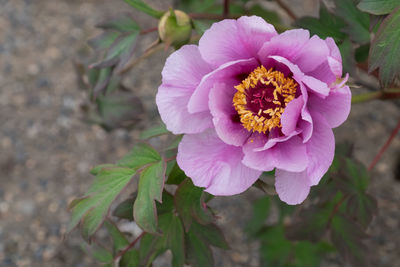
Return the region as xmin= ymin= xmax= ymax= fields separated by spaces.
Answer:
xmin=0 ymin=0 xmax=399 ymax=266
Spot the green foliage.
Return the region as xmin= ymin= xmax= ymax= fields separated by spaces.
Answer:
xmin=124 ymin=0 xmax=164 ymax=18
xmin=134 ymin=160 xmax=166 ymax=233
xmin=117 ymin=143 xmax=161 ymax=171
xmin=358 ymin=0 xmax=400 ymax=15
xmin=296 ymin=4 xmax=346 ymax=42
xmin=140 ymin=123 xmax=169 ymax=140
xmin=174 ymin=178 xmax=212 ymax=231
xmin=245 ymin=196 xmax=270 ymax=236
xmin=369 ymin=6 xmax=400 ymax=86
xmin=112 ymin=197 xmax=135 ymax=220
xmin=335 ymin=0 xmax=370 ymax=44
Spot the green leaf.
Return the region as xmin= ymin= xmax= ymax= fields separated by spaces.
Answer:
xmin=90 ymin=245 xmax=113 ymax=263
xmin=134 ymin=160 xmax=166 ymax=233
xmin=117 ymin=143 xmax=161 ymax=171
xmin=139 ymin=123 xmax=169 ymax=140
xmin=259 ymin=225 xmax=292 ymax=266
xmin=124 ymin=0 xmax=164 ymax=18
xmin=192 ymin=20 xmax=209 ymax=36
xmin=346 ymin=193 xmax=377 ymax=229
xmin=335 ymin=0 xmax=370 ymax=44
xmin=358 ymin=0 xmax=400 ymax=15
xmin=98 ymin=15 xmax=140 ymax=33
xmin=292 ymin=241 xmax=334 ymax=267
xmin=69 ymin=167 xmax=136 ymax=240
xmin=179 ymin=0 xmax=216 ymax=13
xmin=369 ymin=6 xmax=400 ymax=86
xmin=246 ymin=196 xmax=270 ymax=236
xmin=88 ymin=31 xmax=120 ymax=51
xmin=113 ymin=197 xmax=135 ymax=220
xmin=338 ymin=38 xmax=356 ymax=74
xmin=184 ymin=221 xmax=228 ymax=267
xmin=174 ymin=179 xmax=212 ymax=232
xmin=296 ymin=4 xmax=346 ymax=42
xmin=166 ymin=162 xmax=186 ymax=185
xmin=139 ymin=213 xmax=185 ymax=267
xmin=330 ymin=214 xmax=368 ymax=267
xmin=120 ymin=250 xmax=139 ymax=267
xmin=90 ymin=164 xmax=115 ymax=175
xmin=355 ymin=43 xmax=370 ymax=63
xmin=156 ymin=191 xmax=175 ymax=215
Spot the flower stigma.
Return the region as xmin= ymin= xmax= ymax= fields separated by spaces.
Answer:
xmin=233 ymin=65 xmax=298 ymax=133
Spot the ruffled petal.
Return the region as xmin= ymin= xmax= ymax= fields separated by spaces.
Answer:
xmin=157 ymin=45 xmax=213 ymax=134
xmin=199 ymin=16 xmax=277 ymax=67
xmin=305 ymin=113 xmax=335 ymax=186
xmin=209 ymin=82 xmax=251 ymax=146
xmin=309 ymin=85 xmax=351 ymax=128
xmin=302 ymin=75 xmax=330 ymax=97
xmin=275 ymin=169 xmax=311 ymax=205
xmin=157 ymin=85 xmax=213 ymax=134
xmin=294 ymin=35 xmax=330 ymax=73
xmin=177 ymin=129 xmax=261 ymax=195
xmin=188 ymin=58 xmax=259 ymax=113
xmin=281 ymin=97 xmax=304 ymax=136
xmin=243 ymin=135 xmax=308 ymax=172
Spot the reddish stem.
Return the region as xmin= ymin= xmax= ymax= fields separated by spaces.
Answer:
xmin=276 ymin=0 xmax=297 ymax=21
xmin=223 ymin=0 xmax=230 ymax=16
xmin=328 ymin=195 xmax=347 ymax=227
xmin=368 ymin=118 xmax=400 ymax=171
xmin=114 ymin=232 xmax=145 ymax=260
xmin=140 ymin=27 xmax=158 ymax=35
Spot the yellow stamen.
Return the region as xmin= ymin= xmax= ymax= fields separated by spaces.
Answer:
xmin=232 ymin=65 xmax=297 ymax=133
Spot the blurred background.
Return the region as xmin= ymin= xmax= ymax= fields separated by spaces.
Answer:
xmin=0 ymin=0 xmax=399 ymax=266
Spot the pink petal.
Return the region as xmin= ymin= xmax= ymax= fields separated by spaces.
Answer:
xmin=177 ymin=129 xmax=261 ymax=195
xmin=199 ymin=16 xmax=277 ymax=67
xmin=281 ymin=97 xmax=304 ymax=136
xmin=188 ymin=58 xmax=259 ymax=113
xmin=305 ymin=113 xmax=335 ymax=185
xmin=209 ymin=82 xmax=251 ymax=146
xmin=309 ymin=85 xmax=351 ymax=128
xmin=302 ymin=75 xmax=330 ymax=97
xmin=157 ymin=85 xmax=213 ymax=134
xmin=259 ymin=29 xmax=310 ymax=64
xmin=275 ymin=169 xmax=311 ymax=205
xmin=325 ymin=37 xmax=343 ymax=77
xmin=157 ymin=45 xmax=213 ymax=134
xmin=243 ymin=136 xmax=308 ymax=172
xmin=295 ymin=35 xmax=330 ymax=73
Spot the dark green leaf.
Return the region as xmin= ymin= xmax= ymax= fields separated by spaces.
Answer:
xmin=120 ymin=250 xmax=139 ymax=267
xmin=140 ymin=123 xmax=169 ymax=140
xmin=330 ymin=214 xmax=368 ymax=267
xmin=335 ymin=0 xmax=371 ymax=44
xmin=292 ymin=241 xmax=334 ymax=267
xmin=369 ymin=6 xmax=400 ymax=86
xmin=139 ymin=213 xmax=185 ymax=267
xmin=338 ymin=38 xmax=356 ymax=74
xmin=166 ymin=162 xmax=186 ymax=185
xmin=156 ymin=191 xmax=175 ymax=215
xmin=179 ymin=0 xmax=216 ymax=13
xmin=69 ymin=167 xmax=136 ymax=240
xmin=90 ymin=245 xmax=113 ymax=263
xmin=188 ymin=221 xmax=229 ymax=249
xmin=113 ymin=197 xmax=135 ymax=220
xmin=174 ymin=179 xmax=212 ymax=232
xmin=117 ymin=143 xmax=161 ymax=171
xmin=192 ymin=20 xmax=209 ymax=36
xmin=346 ymin=193 xmax=377 ymax=229
xmin=358 ymin=0 xmax=400 ymax=15
xmin=134 ymin=161 xmax=166 ymax=233
xmin=88 ymin=32 xmax=120 ymax=51
xmin=104 ymin=221 xmax=129 ymax=252
xmin=259 ymin=225 xmax=292 ymax=266
xmin=124 ymin=0 xmax=164 ymax=18
xmin=296 ymin=4 xmax=346 ymax=42
xmin=355 ymin=43 xmax=370 ymax=63
xmin=246 ymin=196 xmax=270 ymax=236
xmin=90 ymin=164 xmax=115 ymax=175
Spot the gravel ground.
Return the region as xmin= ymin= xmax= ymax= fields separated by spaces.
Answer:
xmin=0 ymin=0 xmax=399 ymax=267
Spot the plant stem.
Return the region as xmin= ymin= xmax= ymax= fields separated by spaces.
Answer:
xmin=114 ymin=232 xmax=145 ymax=260
xmin=189 ymin=13 xmax=240 ymax=20
xmin=276 ymin=0 xmax=297 ymax=21
xmin=351 ymin=89 xmax=400 ymax=104
xmin=223 ymin=0 xmax=230 ymax=16
xmin=328 ymin=195 xmax=347 ymax=227
xmin=368 ymin=118 xmax=400 ymax=171
xmin=140 ymin=27 xmax=158 ymax=35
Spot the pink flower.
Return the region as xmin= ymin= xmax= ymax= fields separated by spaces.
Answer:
xmin=156 ymin=16 xmax=351 ymax=204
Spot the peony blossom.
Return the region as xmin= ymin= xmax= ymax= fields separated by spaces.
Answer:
xmin=156 ymin=16 xmax=351 ymax=204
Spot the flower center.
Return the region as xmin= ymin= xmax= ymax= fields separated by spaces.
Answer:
xmin=233 ymin=65 xmax=297 ymax=133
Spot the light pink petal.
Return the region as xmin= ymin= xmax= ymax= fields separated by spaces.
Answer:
xmin=302 ymin=75 xmax=330 ymax=97
xmin=309 ymin=85 xmax=351 ymax=128
xmin=188 ymin=58 xmax=259 ymax=113
xmin=209 ymin=82 xmax=251 ymax=146
xmin=177 ymin=129 xmax=261 ymax=195
xmin=161 ymin=45 xmax=212 ymax=88
xmin=295 ymin=35 xmax=330 ymax=73
xmin=157 ymin=45 xmax=213 ymax=134
xmin=199 ymin=16 xmax=277 ymax=67
xmin=156 ymin=85 xmax=213 ymax=134
xmin=259 ymin=29 xmax=310 ymax=64
xmin=307 ymin=60 xmax=337 ymax=85
xmin=275 ymin=169 xmax=311 ymax=205
xmin=325 ymin=37 xmax=343 ymax=77
xmin=305 ymin=113 xmax=335 ymax=186
xmin=281 ymin=97 xmax=304 ymax=136
xmin=243 ymin=136 xmax=308 ymax=172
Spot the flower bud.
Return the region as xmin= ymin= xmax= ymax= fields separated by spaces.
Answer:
xmin=158 ymin=9 xmax=192 ymax=49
